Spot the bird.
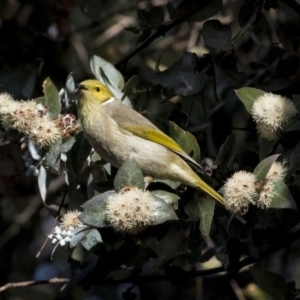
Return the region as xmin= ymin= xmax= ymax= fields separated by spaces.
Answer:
xmin=76 ymin=79 xmax=224 ymax=204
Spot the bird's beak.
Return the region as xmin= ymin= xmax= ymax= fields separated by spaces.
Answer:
xmin=75 ymin=83 xmax=87 ymax=94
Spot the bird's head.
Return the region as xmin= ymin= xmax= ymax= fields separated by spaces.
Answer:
xmin=76 ymin=79 xmax=114 ymax=104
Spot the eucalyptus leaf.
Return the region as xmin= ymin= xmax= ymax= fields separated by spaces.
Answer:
xmin=70 ymin=225 xmax=91 ymax=248
xmin=202 ymin=20 xmax=232 ymax=51
xmin=151 ymin=52 xmax=204 ymax=96
xmin=253 ymin=154 xmax=280 ymax=181
xmin=169 ymin=121 xmax=200 ymax=162
xmin=65 ymin=73 xmax=76 ymax=108
xmin=152 ymin=196 xmax=178 ymax=225
xmin=42 ymin=77 xmax=61 ymax=119
xmin=250 ymin=267 xmax=288 ymax=300
xmin=270 ymin=182 xmax=297 ymax=210
xmin=259 ymin=138 xmax=276 ymax=160
xmin=61 ymin=137 xmax=76 ymax=153
xmin=90 ymin=55 xmax=124 ymax=90
xmin=38 ymin=165 xmax=50 ymax=203
xmin=45 ymin=138 xmax=62 ymax=173
xmin=81 ymin=228 xmax=103 ymax=251
xmin=235 ymin=87 xmax=266 ymax=114
xmin=28 ymin=139 xmax=42 ymax=160
xmin=197 ymin=192 xmax=215 ymax=238
xmin=151 ymin=190 xmax=180 ymax=205
xmin=70 ymin=132 xmax=92 ymax=174
xmin=114 ymin=158 xmax=145 ymax=192
xmin=79 ymin=191 xmax=115 ymax=227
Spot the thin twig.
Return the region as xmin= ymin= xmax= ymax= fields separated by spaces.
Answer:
xmin=0 ymin=278 xmax=69 ymax=293
xmin=230 ymin=0 xmax=264 ymax=45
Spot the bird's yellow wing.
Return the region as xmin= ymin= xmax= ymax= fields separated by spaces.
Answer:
xmin=121 ymin=124 xmax=203 ymax=171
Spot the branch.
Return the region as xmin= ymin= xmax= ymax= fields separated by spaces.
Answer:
xmin=230 ymin=0 xmax=264 ymax=45
xmin=0 ymin=278 xmax=69 ymax=293
xmin=114 ymin=1 xmax=212 ymax=69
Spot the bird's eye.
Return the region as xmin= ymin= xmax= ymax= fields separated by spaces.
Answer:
xmin=95 ymin=86 xmax=100 ymax=92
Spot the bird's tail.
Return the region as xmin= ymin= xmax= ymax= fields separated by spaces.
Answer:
xmin=196 ymin=179 xmax=224 ymax=205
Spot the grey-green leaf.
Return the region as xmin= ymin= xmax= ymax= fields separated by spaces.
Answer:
xmin=235 ymin=87 xmax=266 ymax=114
xmin=81 ymin=229 xmax=103 ymax=251
xmin=270 ymin=182 xmax=297 ymax=210
xmin=250 ymin=266 xmax=288 ymax=300
xmin=38 ymin=165 xmax=50 ymax=203
xmin=45 ymin=138 xmax=62 ymax=173
xmin=114 ymin=158 xmax=145 ymax=192
xmin=90 ymin=55 xmax=124 ymax=90
xmin=70 ymin=225 xmax=91 ymax=248
xmin=151 ymin=190 xmax=180 ymax=205
xmin=253 ymin=154 xmax=280 ymax=181
xmin=197 ymin=192 xmax=215 ymax=238
xmin=152 ymin=197 xmax=178 ymax=225
xmin=42 ymin=77 xmax=61 ymax=119
xmin=79 ymin=191 xmax=115 ymax=227
xmin=169 ymin=121 xmax=200 ymax=162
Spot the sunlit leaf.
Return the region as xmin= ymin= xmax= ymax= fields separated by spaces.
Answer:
xmin=151 ymin=190 xmax=180 ymax=205
xmin=90 ymin=55 xmax=124 ymax=90
xmin=42 ymin=77 xmax=61 ymax=119
xmin=253 ymin=154 xmax=280 ymax=181
xmin=81 ymin=229 xmax=103 ymax=251
xmin=235 ymin=87 xmax=266 ymax=114
xmin=270 ymin=182 xmax=297 ymax=210
xmin=169 ymin=121 xmax=200 ymax=162
xmin=70 ymin=225 xmax=91 ymax=248
xmin=79 ymin=191 xmax=115 ymax=227
xmin=114 ymin=158 xmax=145 ymax=192
xmin=38 ymin=165 xmax=50 ymax=203
xmin=152 ymin=197 xmax=178 ymax=225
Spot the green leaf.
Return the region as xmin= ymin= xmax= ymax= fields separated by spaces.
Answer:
xmin=152 ymin=197 xmax=178 ymax=225
xmin=61 ymin=137 xmax=76 ymax=153
xmin=81 ymin=229 xmax=103 ymax=251
xmin=151 ymin=190 xmax=180 ymax=205
xmin=151 ymin=52 xmax=204 ymax=96
xmin=70 ymin=132 xmax=92 ymax=174
xmin=38 ymin=165 xmax=50 ymax=203
xmin=114 ymin=158 xmax=145 ymax=192
xmin=70 ymin=225 xmax=91 ymax=248
xmin=202 ymin=20 xmax=232 ymax=51
xmin=90 ymin=55 xmax=124 ymax=90
xmin=45 ymin=138 xmax=62 ymax=173
xmin=270 ymin=182 xmax=297 ymax=210
xmin=197 ymin=193 xmax=215 ymax=238
xmin=235 ymin=87 xmax=266 ymax=114
xmin=42 ymin=77 xmax=61 ymax=119
xmin=79 ymin=191 xmax=115 ymax=227
xmin=250 ymin=266 xmax=288 ymax=300
xmin=253 ymin=154 xmax=280 ymax=181
xmin=169 ymin=121 xmax=200 ymax=162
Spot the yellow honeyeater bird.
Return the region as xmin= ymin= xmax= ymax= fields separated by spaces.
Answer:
xmin=76 ymin=79 xmax=224 ymax=205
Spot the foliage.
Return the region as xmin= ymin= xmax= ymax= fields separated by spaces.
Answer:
xmin=1 ymin=0 xmax=300 ymax=299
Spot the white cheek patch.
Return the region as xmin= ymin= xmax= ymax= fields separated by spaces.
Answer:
xmin=102 ymin=98 xmax=116 ymax=105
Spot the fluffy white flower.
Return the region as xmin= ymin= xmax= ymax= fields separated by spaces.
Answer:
xmin=224 ymin=171 xmax=257 ymax=214
xmin=105 ymin=187 xmax=156 ymax=234
xmin=252 ymin=93 xmax=297 ymax=130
